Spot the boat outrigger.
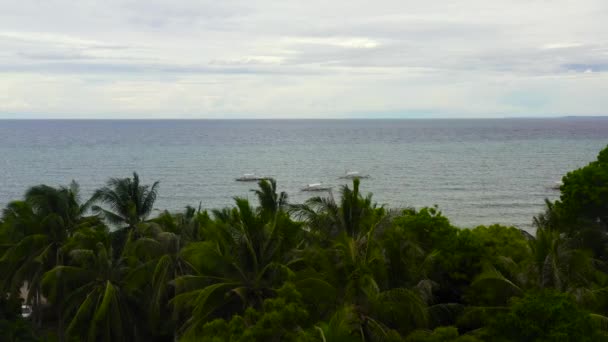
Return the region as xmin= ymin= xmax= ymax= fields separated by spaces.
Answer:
xmin=339 ymin=171 xmax=370 ymax=179
xmin=235 ymin=174 xmax=271 ymax=182
xmin=301 ymin=183 xmax=332 ymax=192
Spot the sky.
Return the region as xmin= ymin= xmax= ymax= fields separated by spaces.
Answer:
xmin=0 ymin=0 xmax=607 ymax=119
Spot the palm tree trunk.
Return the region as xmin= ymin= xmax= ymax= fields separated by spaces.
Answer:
xmin=173 ymin=266 xmax=178 ymax=342
xmin=56 ymin=246 xmax=65 ymax=341
xmin=35 ymin=288 xmax=42 ymax=328
xmin=57 ymin=306 xmax=64 ymax=342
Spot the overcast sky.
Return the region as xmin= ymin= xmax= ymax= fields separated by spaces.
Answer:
xmin=0 ymin=0 xmax=607 ymax=118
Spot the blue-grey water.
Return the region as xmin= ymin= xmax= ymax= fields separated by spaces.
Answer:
xmin=1 ymin=118 xmax=607 ymax=231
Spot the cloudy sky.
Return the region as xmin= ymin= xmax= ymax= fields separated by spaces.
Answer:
xmin=0 ymin=0 xmax=607 ymax=118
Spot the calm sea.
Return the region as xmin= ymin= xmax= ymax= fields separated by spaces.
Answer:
xmin=1 ymin=118 xmax=607 ymax=231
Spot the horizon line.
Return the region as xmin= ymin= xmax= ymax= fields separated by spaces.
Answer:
xmin=1 ymin=115 xmax=608 ymax=121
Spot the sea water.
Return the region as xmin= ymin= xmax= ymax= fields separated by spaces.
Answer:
xmin=1 ymin=118 xmax=607 ymax=231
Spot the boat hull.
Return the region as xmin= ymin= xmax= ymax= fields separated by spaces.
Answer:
xmin=339 ymin=175 xmax=370 ymax=179
xmin=301 ymin=186 xmax=332 ymax=191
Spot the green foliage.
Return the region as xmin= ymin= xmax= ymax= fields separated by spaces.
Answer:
xmin=393 ymin=207 xmax=456 ymax=253
xmin=289 ymin=178 xmax=386 ymax=240
xmin=41 ymin=242 xmax=142 ymax=342
xmin=468 ymin=225 xmax=530 ymax=264
xmin=0 ymin=294 xmax=22 ymax=320
xmin=557 ymin=144 xmax=608 ymax=229
xmin=91 ymin=172 xmax=159 ymax=228
xmin=1 ymin=146 xmax=608 ymax=342
xmin=252 ymin=178 xmax=289 ymax=220
xmin=391 ymin=208 xmax=531 ymax=304
xmin=392 ymin=208 xmax=471 ymax=287
xmin=0 ymin=295 xmax=39 ymax=341
xmin=186 ymin=282 xmax=310 ymax=342
xmin=173 ymin=184 xmax=303 ymax=336
xmin=0 ymin=319 xmax=39 ymax=342
xmin=536 ymin=145 xmax=608 ymax=262
xmin=406 ymin=326 xmax=482 ymax=342
xmin=489 ymin=290 xmax=604 ymax=342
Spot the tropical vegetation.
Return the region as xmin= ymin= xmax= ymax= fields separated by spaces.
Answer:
xmin=1 ymin=145 xmax=608 ymax=341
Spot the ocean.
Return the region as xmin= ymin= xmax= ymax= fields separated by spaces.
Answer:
xmin=1 ymin=118 xmax=607 ymax=231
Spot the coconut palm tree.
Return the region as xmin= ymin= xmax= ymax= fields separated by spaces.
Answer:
xmin=313 ymin=289 xmax=429 ymax=341
xmin=172 ymin=195 xmax=302 ymax=338
xmin=330 ymin=215 xmax=431 ymax=338
xmin=291 ymin=179 xmax=394 ymax=305
xmin=0 ymin=182 xmax=102 ymax=334
xmin=91 ymin=172 xmax=159 ymax=229
xmin=290 ymin=178 xmax=384 ymax=241
xmin=151 ymin=205 xmax=209 ymax=244
xmin=251 ymin=178 xmax=288 ymax=219
xmin=531 ymin=227 xmax=598 ymax=291
xmin=25 ymin=181 xmax=96 ymax=232
xmin=41 ymin=242 xmax=142 ymax=342
xmin=0 ymin=202 xmax=49 ymax=326
xmin=126 ymin=216 xmax=201 ymax=338
xmin=0 ymin=201 xmax=42 ymax=249
xmin=462 ymin=226 xmax=604 ymax=332
xmin=470 ymin=225 xmax=599 ymax=300
xmin=292 ymin=180 xmax=431 ymax=339
xmin=534 ymin=199 xmax=566 ymax=233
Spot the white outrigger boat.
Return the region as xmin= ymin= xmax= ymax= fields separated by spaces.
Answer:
xmin=301 ymin=183 xmax=332 ymax=192
xmin=339 ymin=171 xmax=370 ymax=179
xmin=235 ymin=173 xmax=271 ymax=182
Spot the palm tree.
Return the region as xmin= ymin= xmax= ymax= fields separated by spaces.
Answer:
xmin=334 ymin=232 xmax=385 ymax=306
xmin=463 ymin=226 xmax=603 ymax=331
xmin=292 ymin=180 xmax=430 ymax=339
xmin=152 ymin=205 xmax=209 ymax=243
xmin=290 ymin=179 xmax=392 ymax=307
xmin=470 ymin=225 xmax=598 ymax=301
xmin=127 ymin=217 xmax=199 ymax=338
xmin=290 ymin=178 xmax=384 ymax=240
xmin=0 ymin=202 xmax=49 ymax=326
xmin=172 ymin=196 xmax=301 ymax=338
xmin=41 ymin=242 xmax=142 ymax=342
xmin=313 ymin=290 xmax=429 ymax=341
xmin=251 ymin=178 xmax=288 ymax=219
xmin=382 ymin=231 xmax=438 ymax=291
xmin=534 ymin=199 xmax=565 ymax=232
xmin=91 ymin=172 xmax=159 ymax=229
xmin=330 ymin=217 xmax=430 ymax=338
xmin=25 ymin=181 xmax=96 ymax=232
xmin=0 ymin=201 xmax=42 ymax=248
xmin=0 ymin=182 xmax=102 ymax=334
xmin=535 ymin=198 xmax=608 ymax=262
xmin=531 ymin=227 xmax=596 ymax=291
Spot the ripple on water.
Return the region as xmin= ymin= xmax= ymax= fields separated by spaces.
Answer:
xmin=0 ymin=118 xmax=606 ymax=232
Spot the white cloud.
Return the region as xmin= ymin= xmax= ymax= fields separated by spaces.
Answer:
xmin=0 ymin=31 xmax=109 ymax=47
xmin=541 ymin=43 xmax=585 ymax=50
xmin=284 ymin=37 xmax=381 ymax=49
xmin=0 ymin=0 xmax=607 ymax=118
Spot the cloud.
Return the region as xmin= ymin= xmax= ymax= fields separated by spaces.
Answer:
xmin=0 ymin=0 xmax=607 ymax=118
xmin=0 ymin=31 xmax=112 ymax=48
xmin=284 ymin=37 xmax=381 ymax=49
xmin=563 ymin=64 xmax=608 ymax=72
xmin=541 ymin=43 xmax=585 ymax=50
